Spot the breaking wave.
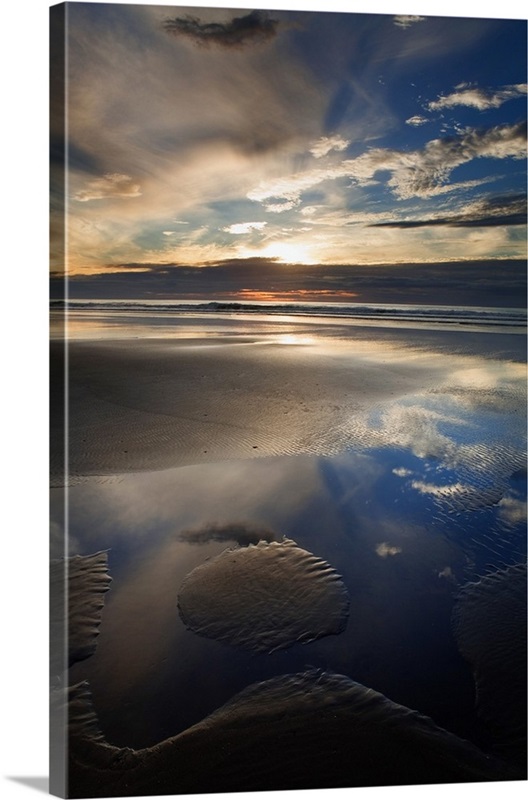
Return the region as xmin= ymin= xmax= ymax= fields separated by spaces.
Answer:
xmin=51 ymin=299 xmax=526 ymax=330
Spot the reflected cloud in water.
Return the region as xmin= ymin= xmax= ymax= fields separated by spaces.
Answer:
xmin=392 ymin=466 xmax=414 ymax=478
xmin=410 ymin=480 xmax=505 ymax=511
xmin=178 ymin=522 xmax=278 ymax=546
xmin=497 ymin=496 xmax=527 ymax=526
xmin=375 ymin=542 xmax=403 ymax=558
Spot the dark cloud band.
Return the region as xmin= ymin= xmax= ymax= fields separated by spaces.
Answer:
xmin=51 ymin=258 xmax=527 ymax=309
xmin=369 ymin=194 xmax=527 ymax=229
xmin=163 ymin=11 xmax=279 ymax=49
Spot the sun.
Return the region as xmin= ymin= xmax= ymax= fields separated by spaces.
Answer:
xmin=240 ymin=241 xmax=317 ymax=265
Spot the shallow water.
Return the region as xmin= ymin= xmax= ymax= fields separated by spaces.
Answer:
xmin=51 ymin=310 xmax=526 ymax=775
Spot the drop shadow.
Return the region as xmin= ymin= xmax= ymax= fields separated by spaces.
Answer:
xmin=6 ymin=777 xmax=49 ymax=794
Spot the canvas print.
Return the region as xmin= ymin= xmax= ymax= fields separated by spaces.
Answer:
xmin=50 ymin=2 xmax=527 ymax=796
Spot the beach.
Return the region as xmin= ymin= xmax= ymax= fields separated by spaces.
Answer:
xmin=50 ymin=307 xmax=527 ymax=793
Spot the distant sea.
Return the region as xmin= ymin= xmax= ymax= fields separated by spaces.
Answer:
xmin=50 ymin=299 xmax=527 ymax=332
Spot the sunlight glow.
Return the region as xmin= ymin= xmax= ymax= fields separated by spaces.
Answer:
xmin=240 ymin=241 xmax=318 ymax=265
xmin=276 ymin=334 xmax=315 ymax=346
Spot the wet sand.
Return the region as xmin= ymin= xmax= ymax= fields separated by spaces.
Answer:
xmin=49 ymin=324 xmax=526 ymax=484
xmin=453 ymin=563 xmax=527 ymax=767
xmin=51 ymin=316 xmax=527 ymax=795
xmin=67 ymin=669 xmax=515 ymax=797
xmin=55 ymin=542 xmax=524 ymax=796
xmin=178 ymin=538 xmax=349 ymax=652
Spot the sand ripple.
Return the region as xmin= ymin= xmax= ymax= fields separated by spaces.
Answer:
xmin=50 ymin=551 xmax=111 ymax=675
xmin=178 ymin=538 xmax=349 ymax=652
xmin=452 ymin=563 xmax=527 ymax=766
xmin=65 ymin=669 xmax=514 ymax=797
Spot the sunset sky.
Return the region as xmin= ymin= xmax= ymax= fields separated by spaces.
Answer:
xmin=50 ymin=2 xmax=527 ymax=301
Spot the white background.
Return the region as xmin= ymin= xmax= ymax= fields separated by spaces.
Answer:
xmin=1 ymin=1 xmax=526 ymax=800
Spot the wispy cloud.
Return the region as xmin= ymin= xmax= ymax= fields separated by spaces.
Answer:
xmin=223 ymin=221 xmax=267 ymax=234
xmin=74 ymin=173 xmax=142 ymax=202
xmin=163 ymin=10 xmax=279 ymax=49
xmin=248 ymin=168 xmax=339 ymax=207
xmin=310 ymin=135 xmax=350 ymax=158
xmin=429 ymin=83 xmax=527 ymax=111
xmin=393 ymin=15 xmax=426 ymax=29
xmin=363 ymin=122 xmax=527 ymax=199
xmin=406 ymin=115 xmax=429 ymax=126
xmin=370 ymin=194 xmax=527 ymax=229
xmin=264 ymin=200 xmax=299 ymax=214
xmin=248 ymin=122 xmax=527 ymax=205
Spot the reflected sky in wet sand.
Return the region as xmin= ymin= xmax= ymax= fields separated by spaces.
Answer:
xmin=52 ymin=313 xmax=526 ymax=762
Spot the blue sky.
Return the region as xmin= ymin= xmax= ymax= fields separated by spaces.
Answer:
xmin=50 ymin=2 xmax=527 ymax=300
